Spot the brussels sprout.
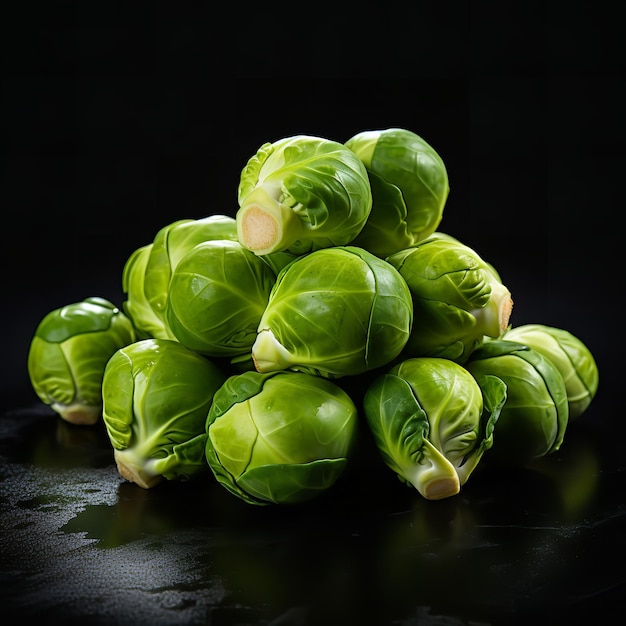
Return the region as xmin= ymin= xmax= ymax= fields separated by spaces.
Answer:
xmin=121 ymin=243 xmax=177 ymax=340
xmin=252 ymin=245 xmax=414 ymax=378
xmin=386 ymin=237 xmax=513 ymax=364
xmin=28 ymin=297 xmax=136 ymax=425
xmin=236 ymin=135 xmax=373 ymax=256
xmin=502 ymin=324 xmax=599 ymax=420
xmin=102 ymin=338 xmax=226 ymax=489
xmin=144 ymin=215 xmax=239 ymax=321
xmin=345 ymin=128 xmax=449 ymax=243
xmin=347 ymin=169 xmax=415 ymax=258
xmin=363 ymin=357 xmax=506 ymax=500
xmin=166 ymin=239 xmax=279 ymax=357
xmin=205 ymin=370 xmax=359 ymax=505
xmin=465 ymin=340 xmax=570 ymax=466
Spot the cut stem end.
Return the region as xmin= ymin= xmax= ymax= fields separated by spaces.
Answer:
xmin=238 ymin=205 xmax=280 ymax=254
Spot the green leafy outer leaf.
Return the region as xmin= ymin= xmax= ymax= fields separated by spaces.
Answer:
xmin=237 ymin=459 xmax=348 ymax=504
xmin=502 ymin=324 xmax=599 ymax=420
xmin=102 ymin=338 xmax=226 ymax=485
xmin=345 ymin=128 xmax=449 ymax=243
xmin=252 ymin=245 xmax=413 ymax=378
xmin=465 ymin=339 xmax=570 ymax=465
xmin=348 ymin=169 xmax=415 ymax=258
xmin=144 ymin=215 xmax=239 ymax=320
xmin=121 ymin=244 xmax=177 ymax=340
xmin=205 ymin=370 xmax=358 ymax=505
xmin=237 ymin=135 xmax=373 ymax=255
xmin=363 ymin=357 xmax=495 ymax=500
xmin=27 ymin=297 xmax=136 ymax=423
xmin=166 ymin=239 xmax=278 ymax=357
xmin=459 ymin=373 xmax=507 ymax=484
xmin=386 ymin=237 xmax=512 ymax=364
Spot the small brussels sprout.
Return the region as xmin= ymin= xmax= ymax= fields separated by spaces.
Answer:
xmin=236 ymin=135 xmax=373 ymax=256
xmin=465 ymin=340 xmax=570 ymax=466
xmin=386 ymin=237 xmax=513 ymax=364
xmin=28 ymin=297 xmax=136 ymax=425
xmin=363 ymin=357 xmax=506 ymax=500
xmin=144 ymin=215 xmax=239 ymax=321
xmin=166 ymin=239 xmax=279 ymax=357
xmin=252 ymin=245 xmax=414 ymax=378
xmin=502 ymin=324 xmax=599 ymax=420
xmin=121 ymin=243 xmax=177 ymax=340
xmin=102 ymin=338 xmax=226 ymax=489
xmin=205 ymin=370 xmax=359 ymax=505
xmin=345 ymin=127 xmax=449 ymax=243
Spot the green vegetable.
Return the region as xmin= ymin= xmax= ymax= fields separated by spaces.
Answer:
xmin=27 ymin=297 xmax=136 ymax=425
xmin=386 ymin=236 xmax=513 ymax=363
xmin=102 ymin=338 xmax=226 ymax=489
xmin=363 ymin=357 xmax=505 ymax=500
xmin=205 ymin=370 xmax=358 ymax=505
xmin=251 ymin=245 xmax=414 ymax=378
xmin=345 ymin=127 xmax=449 ymax=243
xmin=502 ymin=324 xmax=599 ymax=420
xmin=166 ymin=239 xmax=279 ymax=357
xmin=465 ymin=340 xmax=570 ymax=466
xmin=236 ymin=135 xmax=373 ymax=256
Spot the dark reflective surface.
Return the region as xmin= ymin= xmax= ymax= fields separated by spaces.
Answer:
xmin=3 ymin=17 xmax=623 ymax=623
xmin=2 ymin=397 xmax=624 ymax=626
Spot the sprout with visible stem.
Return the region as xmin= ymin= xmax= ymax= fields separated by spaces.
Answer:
xmin=237 ymin=135 xmax=373 ymax=256
xmin=363 ymin=357 xmax=506 ymax=500
xmin=27 ymin=297 xmax=136 ymax=425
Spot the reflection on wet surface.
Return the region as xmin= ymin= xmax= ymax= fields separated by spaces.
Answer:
xmin=1 ymin=404 xmax=625 ymax=625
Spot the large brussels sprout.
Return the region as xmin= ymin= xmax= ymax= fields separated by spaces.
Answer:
xmin=121 ymin=243 xmax=177 ymax=340
xmin=144 ymin=215 xmax=239 ymax=322
xmin=363 ymin=357 xmax=506 ymax=500
xmin=166 ymin=239 xmax=279 ymax=357
xmin=386 ymin=237 xmax=513 ymax=364
xmin=205 ymin=370 xmax=359 ymax=505
xmin=236 ymin=135 xmax=373 ymax=256
xmin=28 ymin=297 xmax=136 ymax=425
xmin=252 ymin=245 xmax=414 ymax=378
xmin=465 ymin=340 xmax=570 ymax=466
xmin=502 ymin=324 xmax=599 ymax=420
xmin=102 ymin=338 xmax=226 ymax=489
xmin=345 ymin=127 xmax=449 ymax=243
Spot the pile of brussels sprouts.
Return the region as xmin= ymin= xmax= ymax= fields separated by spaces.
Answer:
xmin=27 ymin=128 xmax=600 ymax=502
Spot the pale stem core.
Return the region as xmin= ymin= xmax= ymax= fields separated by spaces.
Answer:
xmin=407 ymin=439 xmax=461 ymax=500
xmin=252 ymin=328 xmax=293 ymax=372
xmin=239 ymin=205 xmax=279 ymax=253
xmin=53 ymin=401 xmax=101 ymax=426
xmin=237 ymin=186 xmax=304 ymax=255
xmin=471 ymin=281 xmax=514 ymax=338
xmin=114 ymin=449 xmax=163 ymax=489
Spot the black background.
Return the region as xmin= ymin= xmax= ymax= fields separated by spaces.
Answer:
xmin=2 ymin=4 xmax=626 ymax=626
xmin=1 ymin=3 xmax=622 ymax=432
